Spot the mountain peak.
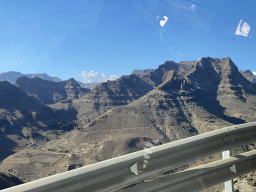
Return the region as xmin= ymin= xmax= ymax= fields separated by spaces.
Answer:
xmin=157 ymin=70 xmax=191 ymax=91
xmin=64 ymin=78 xmax=81 ymax=88
xmin=158 ymin=60 xmax=179 ymax=71
xmin=65 ymin=78 xmax=78 ymax=83
xmin=132 ymin=69 xmax=154 ymax=77
xmin=4 ymin=71 xmax=22 ymax=74
xmin=94 ymin=74 xmax=152 ymax=93
xmin=239 ymin=70 xmax=256 ymax=84
xmin=33 ymin=76 xmax=44 ymax=80
xmin=15 ymin=76 xmax=31 ymax=84
xmin=119 ymin=74 xmax=139 ymax=81
xmin=190 ymin=56 xmax=239 ymax=76
xmin=186 ymin=56 xmax=256 ymax=96
xmin=243 ymin=70 xmax=253 ymax=74
xmin=67 ymin=77 xmax=75 ymax=81
xmin=140 ymin=61 xmax=180 ymax=87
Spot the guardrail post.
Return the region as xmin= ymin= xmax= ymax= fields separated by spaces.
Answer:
xmin=222 ymin=150 xmax=234 ymax=192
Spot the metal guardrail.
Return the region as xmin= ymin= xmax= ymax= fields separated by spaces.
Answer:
xmin=222 ymin=150 xmax=234 ymax=192
xmin=121 ymin=149 xmax=256 ymax=192
xmin=2 ymin=121 xmax=256 ymax=192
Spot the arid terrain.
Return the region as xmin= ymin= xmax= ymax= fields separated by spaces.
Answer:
xmin=1 ymin=57 xmax=256 ymax=191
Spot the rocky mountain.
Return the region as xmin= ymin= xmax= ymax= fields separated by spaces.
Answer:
xmin=133 ymin=60 xmax=255 ymax=87
xmin=15 ymin=77 xmax=90 ymax=104
xmin=0 ymin=71 xmax=62 ymax=84
xmin=0 ymin=71 xmax=100 ymax=90
xmin=239 ymin=70 xmax=256 ymax=83
xmin=69 ymin=74 xmax=153 ymax=126
xmin=0 ymin=80 xmax=78 ymax=161
xmin=2 ymin=69 xmax=239 ymax=183
xmin=140 ymin=60 xmax=196 ymax=87
xmin=77 ymin=81 xmax=99 ymax=89
xmin=74 ymin=70 xmax=234 ymax=146
xmin=0 ymin=57 xmax=256 ymax=191
xmin=186 ymin=57 xmax=256 ymax=123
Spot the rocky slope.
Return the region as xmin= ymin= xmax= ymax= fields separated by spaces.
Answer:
xmin=0 ymin=171 xmax=23 ymax=190
xmin=187 ymin=57 xmax=256 ymax=123
xmin=0 ymin=80 xmax=78 ymax=161
xmin=1 ymin=57 xmax=256 ymax=191
xmin=15 ymin=77 xmax=89 ymax=104
xmin=77 ymin=70 xmax=233 ymax=144
xmin=140 ymin=60 xmax=197 ymax=87
xmin=69 ymin=74 xmax=153 ymax=126
xmin=239 ymin=70 xmax=256 ymax=83
xmin=0 ymin=70 xmax=236 ymax=183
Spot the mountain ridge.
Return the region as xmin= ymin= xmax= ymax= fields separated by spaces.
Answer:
xmin=15 ymin=76 xmax=90 ymax=104
xmin=0 ymin=71 xmax=62 ymax=84
xmin=1 ymin=56 xmax=256 ymax=191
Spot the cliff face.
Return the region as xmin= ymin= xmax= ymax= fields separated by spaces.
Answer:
xmin=187 ymin=57 xmax=256 ymax=123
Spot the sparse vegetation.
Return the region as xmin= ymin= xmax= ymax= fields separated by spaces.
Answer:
xmin=73 ymin=120 xmax=83 ymax=128
xmin=46 ymin=145 xmax=69 ymax=153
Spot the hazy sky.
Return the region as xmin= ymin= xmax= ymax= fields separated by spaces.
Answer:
xmin=0 ymin=0 xmax=255 ymax=82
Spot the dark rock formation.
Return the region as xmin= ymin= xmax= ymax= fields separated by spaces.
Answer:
xmin=0 ymin=80 xmax=78 ymax=160
xmin=140 ymin=60 xmax=197 ymax=87
xmin=0 ymin=172 xmax=24 ymax=190
xmin=15 ymin=77 xmax=89 ymax=104
xmin=187 ymin=57 xmax=256 ymax=122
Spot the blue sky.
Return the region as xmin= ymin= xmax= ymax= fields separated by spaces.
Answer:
xmin=0 ymin=0 xmax=255 ymax=82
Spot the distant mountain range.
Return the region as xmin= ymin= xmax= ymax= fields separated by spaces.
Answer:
xmin=77 ymin=81 xmax=99 ymax=89
xmin=15 ymin=76 xmax=90 ymax=104
xmin=0 ymin=71 xmax=62 ymax=84
xmin=1 ymin=57 xmax=256 ymax=191
xmin=0 ymin=71 xmax=99 ymax=89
